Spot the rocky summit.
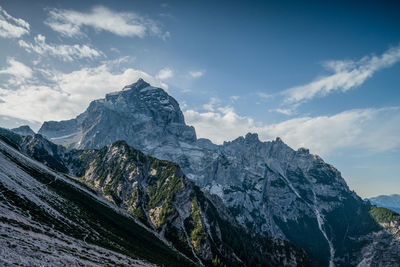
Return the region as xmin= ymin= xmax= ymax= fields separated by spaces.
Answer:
xmin=38 ymin=78 xmax=196 ymax=150
xmin=38 ymin=79 xmax=400 ymax=266
xmin=11 ymin=125 xmax=35 ymax=136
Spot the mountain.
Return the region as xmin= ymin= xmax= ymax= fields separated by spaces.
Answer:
xmin=11 ymin=125 xmax=35 ymax=136
xmin=0 ymin=131 xmax=194 ymax=266
xmin=0 ymin=128 xmax=313 ymax=266
xmin=38 ymin=78 xmax=196 ymax=149
xmin=368 ymin=195 xmax=400 ymax=214
xmin=38 ymin=79 xmax=400 ymax=266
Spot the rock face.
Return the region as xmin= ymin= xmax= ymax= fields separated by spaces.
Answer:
xmin=11 ymin=125 xmax=35 ymax=136
xmin=368 ymin=194 xmax=400 ymax=214
xmin=38 ymin=79 xmax=400 ymax=266
xmin=0 ymin=128 xmax=313 ymax=267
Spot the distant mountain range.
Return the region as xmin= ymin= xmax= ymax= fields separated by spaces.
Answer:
xmin=368 ymin=195 xmax=400 ymax=214
xmin=1 ymin=79 xmax=400 ymax=266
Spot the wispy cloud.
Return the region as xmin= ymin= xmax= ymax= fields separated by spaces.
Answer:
xmin=274 ymin=108 xmax=295 ymax=116
xmin=184 ymin=105 xmax=400 ymax=155
xmin=283 ymin=45 xmax=400 ymax=103
xmin=189 ymin=70 xmax=204 ymax=78
xmin=45 ymin=6 xmax=166 ymax=38
xmin=0 ymin=7 xmax=30 ymax=38
xmin=0 ymin=58 xmax=32 ymax=85
xmin=156 ymin=67 xmax=173 ymax=80
xmin=202 ymin=97 xmax=220 ymax=111
xmin=256 ymin=92 xmax=272 ymax=99
xmin=18 ymin=34 xmax=102 ymax=61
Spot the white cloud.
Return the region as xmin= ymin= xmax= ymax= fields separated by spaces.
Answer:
xmin=185 ymin=106 xmax=255 ymax=144
xmin=184 ymin=106 xmax=400 ymax=156
xmin=0 ymin=7 xmax=30 ymax=38
xmin=156 ymin=67 xmax=173 ymax=80
xmin=256 ymin=92 xmax=272 ymax=99
xmin=0 ymin=58 xmax=32 ymax=85
xmin=45 ymin=6 xmax=165 ymax=38
xmin=18 ymin=34 xmax=102 ymax=61
xmin=189 ymin=70 xmax=204 ymax=78
xmin=274 ymin=108 xmax=294 ymax=116
xmin=283 ymin=45 xmax=400 ymax=103
xmin=202 ymin=97 xmax=220 ymax=111
xmin=0 ymin=62 xmax=168 ymax=123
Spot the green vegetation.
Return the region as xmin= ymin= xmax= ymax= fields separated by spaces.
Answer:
xmin=189 ymin=198 xmax=207 ymax=251
xmin=146 ymin=161 xmax=184 ymax=227
xmin=212 ymin=255 xmax=227 ymax=267
xmin=78 ymin=141 xmax=186 ymax=230
xmin=147 ymin=165 xmax=183 ymax=207
xmin=370 ymin=206 xmax=400 ymax=224
xmin=132 ymin=206 xmax=147 ymax=222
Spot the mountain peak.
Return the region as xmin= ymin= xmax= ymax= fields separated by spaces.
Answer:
xmin=11 ymin=125 xmax=35 ymax=136
xmin=245 ymin=132 xmax=259 ymax=142
xmin=123 ymin=78 xmax=150 ymax=91
xmin=39 ymin=78 xmax=197 ymax=150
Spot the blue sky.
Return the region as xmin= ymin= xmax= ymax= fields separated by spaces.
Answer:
xmin=0 ymin=0 xmax=399 ymax=198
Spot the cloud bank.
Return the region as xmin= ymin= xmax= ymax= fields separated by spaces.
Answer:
xmin=184 ymin=106 xmax=400 ymax=156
